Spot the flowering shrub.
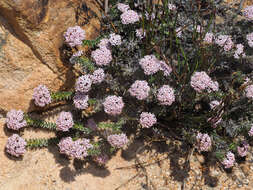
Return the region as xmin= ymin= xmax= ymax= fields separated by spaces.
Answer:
xmin=4 ymin=1 xmax=253 ymax=171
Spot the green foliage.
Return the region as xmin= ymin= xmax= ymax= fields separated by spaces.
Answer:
xmin=51 ymin=91 xmax=73 ymax=101
xmin=88 ymin=98 xmax=97 ymax=106
xmin=98 ymin=118 xmax=126 ymax=132
xmin=25 ymin=117 xmax=57 ymax=130
xmin=82 ymin=36 xmax=103 ymax=48
xmin=215 ymin=151 xmax=225 ymax=160
xmin=87 ymin=142 xmax=101 ymax=156
xmin=229 ymin=142 xmax=237 ymax=151
xmin=73 ymin=123 xmax=92 ymax=134
xmin=26 ymin=137 xmax=58 ymax=149
xmin=77 ymin=56 xmax=96 ymax=72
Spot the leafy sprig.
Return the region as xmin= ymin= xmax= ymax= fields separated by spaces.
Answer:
xmin=26 ymin=137 xmax=59 ymax=149
xmin=51 ymin=91 xmax=73 ymax=101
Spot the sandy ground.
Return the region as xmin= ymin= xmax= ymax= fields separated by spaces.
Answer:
xmin=1 ymin=115 xmax=253 ymax=190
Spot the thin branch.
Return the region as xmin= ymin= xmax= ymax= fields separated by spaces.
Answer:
xmin=105 ymin=0 xmax=109 ymax=15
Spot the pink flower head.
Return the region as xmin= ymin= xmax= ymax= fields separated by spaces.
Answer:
xmin=248 ymin=125 xmax=253 ymax=136
xmin=107 ymin=133 xmax=129 ymax=148
xmin=32 ymin=85 xmax=52 ymax=107
xmin=120 ymin=10 xmax=140 ymax=24
xmin=203 ymin=32 xmax=214 ymax=44
xmin=139 ymin=112 xmax=157 ymax=128
xmin=73 ymin=92 xmax=89 ymax=110
xmin=190 ymin=71 xmax=219 ymax=93
xmin=246 ymin=32 xmax=253 ymax=47
xmin=56 ymin=111 xmax=74 ymax=132
xmin=196 ymin=132 xmax=212 ymax=152
xmin=6 ymin=134 xmax=26 ymax=157
xmin=109 ymin=33 xmax=122 ymax=46
xmin=237 ymin=142 xmax=249 ymax=157
xmin=168 ymin=3 xmax=176 ymax=11
xmin=215 ymin=35 xmax=234 ymax=51
xmin=64 ymin=26 xmax=85 ymax=47
xmin=160 ymin=61 xmax=172 ymax=76
xmin=136 ymin=28 xmax=146 ymax=39
xmin=98 ymin=38 xmax=110 ymax=49
xmin=103 ymin=95 xmax=124 ymax=116
xmin=91 ymin=48 xmax=112 ymax=66
xmin=222 ymin=152 xmax=235 ymax=168
xmin=58 ymin=137 xmax=93 ymax=159
xmin=234 ymin=44 xmax=245 ymax=59
xmin=245 ymin=84 xmax=253 ymax=99
xmin=91 ymin=68 xmax=105 ymax=84
xmin=139 ymin=55 xmax=161 ymax=75
xmin=243 ymin=5 xmax=253 ymax=20
xmin=128 ymin=80 xmax=150 ymax=100
xmin=117 ymin=3 xmax=130 ymax=12
xmin=6 ymin=109 xmax=27 ymax=130
xmin=75 ymin=74 xmax=92 ymax=93
xmin=157 ymin=85 xmax=175 ymax=106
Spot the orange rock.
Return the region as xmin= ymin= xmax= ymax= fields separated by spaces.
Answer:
xmin=0 ymin=0 xmax=101 ymax=112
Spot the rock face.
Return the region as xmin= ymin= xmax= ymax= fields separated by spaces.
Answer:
xmin=0 ymin=0 xmax=101 ymax=112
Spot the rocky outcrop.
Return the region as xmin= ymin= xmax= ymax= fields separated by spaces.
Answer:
xmin=0 ymin=0 xmax=101 ymax=112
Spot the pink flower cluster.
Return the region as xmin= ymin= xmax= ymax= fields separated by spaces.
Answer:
xmin=243 ymin=5 xmax=253 ymax=20
xmin=6 ymin=109 xmax=27 ymax=130
xmin=98 ymin=38 xmax=110 ymax=49
xmin=120 ymin=10 xmax=140 ymax=24
xmin=109 ymin=33 xmax=122 ymax=46
xmin=190 ymin=71 xmax=219 ymax=93
xmin=234 ymin=44 xmax=245 ymax=59
xmin=56 ymin=111 xmax=74 ymax=132
xmin=75 ymin=74 xmax=92 ymax=93
xmin=136 ymin=28 xmax=146 ymax=39
xmin=249 ymin=125 xmax=253 ymax=136
xmin=32 ymin=85 xmax=52 ymax=107
xmin=245 ymin=84 xmax=253 ymax=99
xmin=196 ymin=132 xmax=212 ymax=152
xmin=160 ymin=61 xmax=172 ymax=76
xmin=73 ymin=92 xmax=89 ymax=110
xmin=139 ymin=55 xmax=161 ymax=75
xmin=237 ymin=142 xmax=249 ymax=157
xmin=91 ymin=47 xmax=112 ymax=66
xmin=91 ymin=68 xmax=105 ymax=84
xmin=246 ymin=32 xmax=253 ymax=47
xmin=117 ymin=3 xmax=130 ymax=12
xmin=58 ymin=137 xmax=93 ymax=159
xmin=168 ymin=3 xmax=176 ymax=11
xmin=128 ymin=80 xmax=150 ymax=100
xmin=203 ymin=32 xmax=214 ymax=44
xmin=157 ymin=85 xmax=175 ymax=106
xmin=6 ymin=134 xmax=26 ymax=157
xmin=107 ymin=133 xmax=129 ymax=148
xmin=215 ymin=35 xmax=234 ymax=51
xmin=64 ymin=26 xmax=85 ymax=47
xmin=139 ymin=112 xmax=157 ymax=128
xmin=222 ymin=152 xmax=235 ymax=168
xmin=103 ymin=95 xmax=124 ymax=116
